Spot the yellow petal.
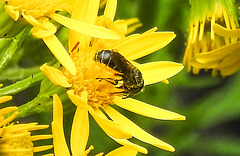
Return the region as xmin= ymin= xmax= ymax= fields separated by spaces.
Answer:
xmin=0 ymin=107 xmax=18 ymax=115
xmin=32 ymin=18 xmax=57 ymax=38
xmin=113 ymin=96 xmax=185 ymax=120
xmin=105 ymin=146 xmax=138 ymax=156
xmin=0 ymin=149 xmax=32 ymax=153
xmin=4 ymin=133 xmax=29 ymax=140
xmin=198 ymin=19 xmax=205 ymax=41
xmin=219 ymin=65 xmax=240 ymax=76
xmin=6 ymin=123 xmax=47 ymax=133
xmin=213 ymin=24 xmax=240 ymax=38
xmin=161 ymin=79 xmax=169 ymax=84
xmin=190 ymin=59 xmax=216 ymax=69
xmin=29 ymin=125 xmax=49 ymax=132
xmin=138 ymin=61 xmax=184 ymax=85
xmin=52 ymin=94 xmax=70 ymax=156
xmin=71 ymin=0 xmax=90 ymax=21
xmin=216 ymin=51 xmax=240 ymax=76
xmin=191 ymin=21 xmax=199 ymax=43
xmin=49 ymin=13 xmax=121 ymax=39
xmin=83 ymin=145 xmax=95 ymax=156
xmin=4 ymin=5 xmax=19 ymax=21
xmin=70 ymin=91 xmax=89 ymax=156
xmin=42 ymin=154 xmax=54 ymax=156
xmin=78 ymin=0 xmax=99 ymax=24
xmin=104 ymin=106 xmax=175 ymax=152
xmin=53 ymin=94 xmax=63 ymax=129
xmin=113 ymin=33 xmax=140 ymax=45
xmin=31 ymin=135 xmax=53 ymax=141
xmin=143 ymin=27 xmax=158 ymax=34
xmin=216 ymin=51 xmax=240 ymax=69
xmin=6 ymin=123 xmax=37 ymax=132
xmin=133 ymin=60 xmax=171 ymax=84
xmin=33 ymin=145 xmax=53 ymax=153
xmin=71 ymin=0 xmax=99 ymax=23
xmin=125 ymin=22 xmax=142 ymax=35
xmin=52 ymin=122 xmax=70 ymax=156
xmin=114 ymin=32 xmax=176 ymax=60
xmin=88 ymin=107 xmax=132 ymax=139
xmin=112 ymin=138 xmax=148 ymax=154
xmin=23 ymin=125 xmax=50 ymax=132
xmin=42 ymin=35 xmax=76 ymax=75
xmin=196 ymin=42 xmax=240 ymax=63
xmin=40 ymin=63 xmax=72 ymax=87
xmin=0 ymin=112 xmax=19 ymax=127
xmin=67 ymin=90 xmax=88 ymax=108
xmin=21 ymin=12 xmax=46 ymax=29
xmin=0 ymin=96 xmax=12 ymax=104
xmin=104 ymin=0 xmax=117 ymax=22
xmin=69 ymin=0 xmax=100 ymax=50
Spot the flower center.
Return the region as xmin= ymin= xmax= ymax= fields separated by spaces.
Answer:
xmin=64 ymin=45 xmax=123 ymax=109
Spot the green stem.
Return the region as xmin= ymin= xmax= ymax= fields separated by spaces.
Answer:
xmin=16 ymin=94 xmax=53 ymax=118
xmin=0 ymin=71 xmax=45 ymax=96
xmin=15 ymin=85 xmax=72 ymax=119
xmin=0 ymin=26 xmax=31 ymax=73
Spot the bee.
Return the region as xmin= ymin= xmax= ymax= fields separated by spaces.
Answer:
xmin=94 ymin=49 xmax=144 ymax=98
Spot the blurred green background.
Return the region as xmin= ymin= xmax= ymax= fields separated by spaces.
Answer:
xmin=1 ymin=0 xmax=240 ymax=155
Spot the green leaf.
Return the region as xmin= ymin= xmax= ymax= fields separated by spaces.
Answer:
xmin=185 ymin=72 xmax=240 ymax=130
xmin=199 ymin=137 xmax=240 ymax=155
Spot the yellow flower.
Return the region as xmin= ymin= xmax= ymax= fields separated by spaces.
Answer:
xmin=1 ymin=0 xmax=121 ymax=75
xmin=0 ymin=93 xmax=53 ymax=156
xmin=183 ymin=0 xmax=239 ymax=76
xmin=195 ymin=24 xmax=240 ymax=76
xmin=52 ymin=94 xmax=142 ymax=156
xmin=41 ymin=0 xmax=185 ymax=153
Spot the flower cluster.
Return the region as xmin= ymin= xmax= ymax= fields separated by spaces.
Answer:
xmin=0 ymin=0 xmax=188 ymax=155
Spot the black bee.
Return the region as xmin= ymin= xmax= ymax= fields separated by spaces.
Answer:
xmin=94 ymin=49 xmax=144 ymax=98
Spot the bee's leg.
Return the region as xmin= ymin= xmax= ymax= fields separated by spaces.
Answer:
xmin=110 ymin=92 xmax=130 ymax=99
xmin=115 ymin=85 xmax=124 ymax=89
xmin=110 ymin=90 xmax=128 ymax=95
xmin=122 ymin=94 xmax=130 ymax=99
xmin=96 ymin=77 xmax=121 ymax=85
xmin=110 ymin=87 xmax=130 ymax=98
xmin=115 ymin=73 xmax=124 ymax=77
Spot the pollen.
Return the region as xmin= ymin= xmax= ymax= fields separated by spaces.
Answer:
xmin=63 ymin=46 xmax=123 ymax=109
